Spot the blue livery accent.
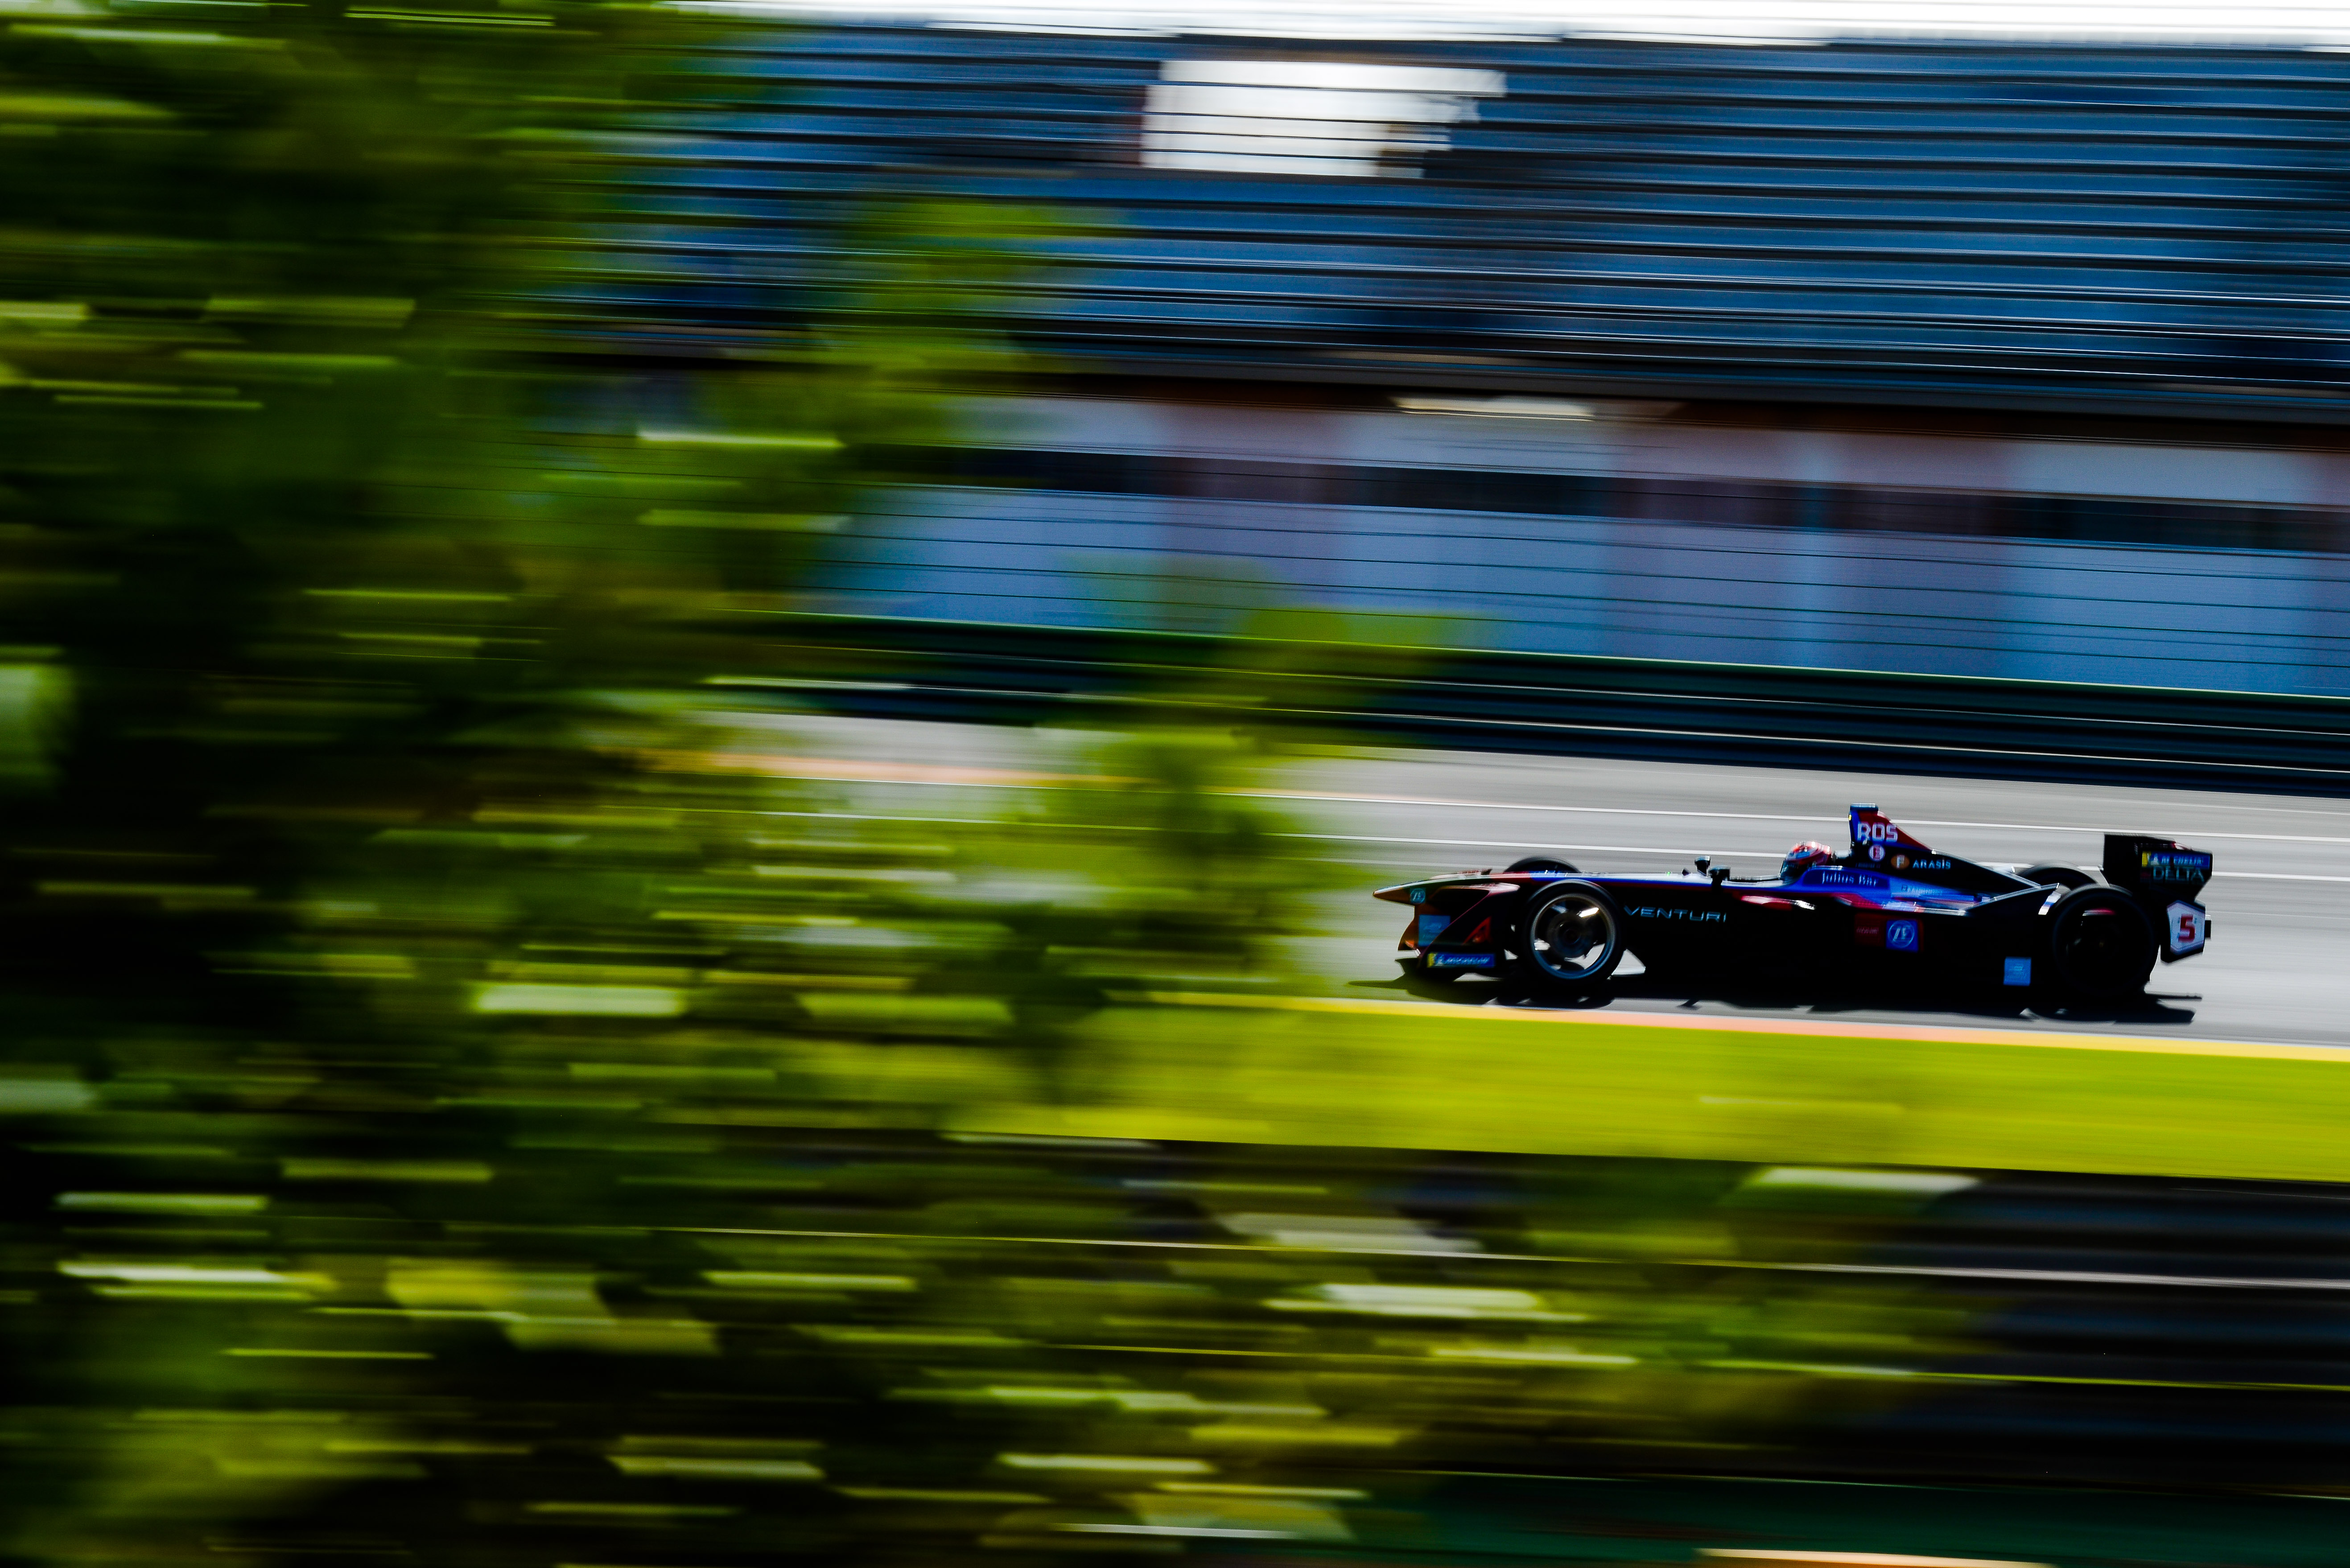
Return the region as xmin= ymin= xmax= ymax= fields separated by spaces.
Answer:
xmin=1417 ymin=914 xmax=1452 ymax=945
xmin=1887 ymin=919 xmax=1920 ymax=952
xmin=1803 ymin=868 xmax=1887 ymax=890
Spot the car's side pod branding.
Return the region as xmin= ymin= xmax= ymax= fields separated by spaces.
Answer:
xmin=1852 ymin=912 xmax=1921 ymax=951
xmin=1626 ymin=906 xmax=1727 ymax=923
xmin=1803 ymin=868 xmax=1887 ymax=890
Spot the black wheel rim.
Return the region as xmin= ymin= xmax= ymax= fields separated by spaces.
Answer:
xmin=2059 ymin=905 xmax=2147 ymax=992
xmin=1530 ymin=892 xmax=1616 ymax=982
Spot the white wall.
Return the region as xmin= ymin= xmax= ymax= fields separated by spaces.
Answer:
xmin=819 ymin=397 xmax=2350 ymax=694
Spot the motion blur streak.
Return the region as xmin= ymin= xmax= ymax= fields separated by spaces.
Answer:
xmin=3 ymin=4 xmax=2350 ymax=1568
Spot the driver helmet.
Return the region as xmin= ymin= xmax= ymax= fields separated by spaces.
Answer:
xmin=1781 ymin=840 xmax=1837 ymax=881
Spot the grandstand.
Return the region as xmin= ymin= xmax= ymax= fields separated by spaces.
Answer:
xmin=590 ymin=25 xmax=2350 ymax=690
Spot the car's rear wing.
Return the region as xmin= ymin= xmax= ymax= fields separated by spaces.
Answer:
xmin=2102 ymin=834 xmax=2213 ymax=901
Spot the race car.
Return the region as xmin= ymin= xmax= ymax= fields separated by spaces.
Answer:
xmin=1377 ymin=805 xmax=2211 ymax=1001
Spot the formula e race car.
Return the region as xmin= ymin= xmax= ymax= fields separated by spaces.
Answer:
xmin=1377 ymin=805 xmax=2212 ymax=1001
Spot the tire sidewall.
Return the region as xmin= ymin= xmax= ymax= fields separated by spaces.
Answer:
xmin=2046 ymin=886 xmax=2157 ymax=999
xmin=1516 ymin=879 xmax=1626 ymax=992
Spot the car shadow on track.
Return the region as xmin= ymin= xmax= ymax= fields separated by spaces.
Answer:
xmin=1352 ymin=968 xmax=2199 ymax=1029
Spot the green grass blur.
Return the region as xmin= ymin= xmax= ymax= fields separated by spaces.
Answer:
xmin=969 ymin=998 xmax=2350 ymax=1184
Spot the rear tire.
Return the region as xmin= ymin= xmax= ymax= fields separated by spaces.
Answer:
xmin=1505 ymin=856 xmax=1580 ymax=875
xmin=1516 ymin=880 xmax=1624 ymax=993
xmin=2047 ymin=887 xmax=2156 ymax=1000
xmin=2022 ymin=864 xmax=2095 ymax=889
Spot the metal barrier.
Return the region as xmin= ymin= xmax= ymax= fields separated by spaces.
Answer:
xmin=747 ymin=612 xmax=2350 ymax=795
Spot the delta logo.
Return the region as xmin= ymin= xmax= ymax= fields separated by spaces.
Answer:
xmin=2141 ymin=850 xmax=2212 ymax=882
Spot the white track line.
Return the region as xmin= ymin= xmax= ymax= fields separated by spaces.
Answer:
xmin=1276 ymin=834 xmax=1782 ymax=854
xmin=2210 ymin=871 xmax=2350 ymax=881
xmin=1278 ymin=832 xmax=2350 ymax=879
xmin=1248 ymin=792 xmax=2350 ymax=845
xmin=771 ymin=768 xmax=2350 ymax=846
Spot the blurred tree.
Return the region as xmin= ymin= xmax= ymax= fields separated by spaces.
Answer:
xmin=0 ymin=2 xmax=1097 ymax=1559
xmin=0 ymin=11 xmax=1973 ymax=1568
xmin=0 ymin=0 xmax=1073 ymax=1041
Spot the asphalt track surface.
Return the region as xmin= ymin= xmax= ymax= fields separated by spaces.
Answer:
xmin=782 ymin=715 xmax=2350 ymax=1049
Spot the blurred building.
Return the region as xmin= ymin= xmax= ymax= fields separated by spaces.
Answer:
xmin=630 ymin=26 xmax=2350 ymax=691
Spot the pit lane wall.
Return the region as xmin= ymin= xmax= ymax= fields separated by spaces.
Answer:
xmin=816 ymin=394 xmax=2350 ymax=698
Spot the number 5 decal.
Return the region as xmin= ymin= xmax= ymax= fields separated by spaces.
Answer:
xmin=2165 ymin=901 xmax=2204 ymax=954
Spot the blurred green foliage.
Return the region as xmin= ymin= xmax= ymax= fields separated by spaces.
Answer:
xmin=0 ymin=7 xmax=1995 ymax=1566
xmin=0 ymin=0 xmax=1089 ymax=1046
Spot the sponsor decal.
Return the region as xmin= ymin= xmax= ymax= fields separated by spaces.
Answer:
xmin=1626 ymin=906 xmax=1728 ymax=923
xmin=1853 ymin=911 xmax=1884 ymax=946
xmin=1868 ymin=844 xmax=1885 ymax=862
xmin=1416 ymin=913 xmax=1450 ymax=945
xmin=1886 ymin=919 xmax=1920 ymax=953
xmin=2003 ymin=956 xmax=2033 ymax=987
xmin=1806 ymin=868 xmax=1887 ymax=889
xmin=1892 ymin=854 xmax=1952 ymax=873
xmin=1428 ymin=951 xmax=1495 ymax=970
xmin=1409 ymin=888 xmax=1427 ymax=905
xmin=2141 ymin=849 xmax=2213 ymax=884
xmin=2166 ymin=901 xmax=2206 ymax=955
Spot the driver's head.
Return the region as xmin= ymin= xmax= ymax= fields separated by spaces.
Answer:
xmin=1781 ymin=840 xmax=1837 ymax=881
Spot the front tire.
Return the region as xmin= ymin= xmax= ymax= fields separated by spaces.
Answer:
xmin=1516 ymin=880 xmax=1625 ymax=992
xmin=2047 ymin=887 xmax=2156 ymax=1000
